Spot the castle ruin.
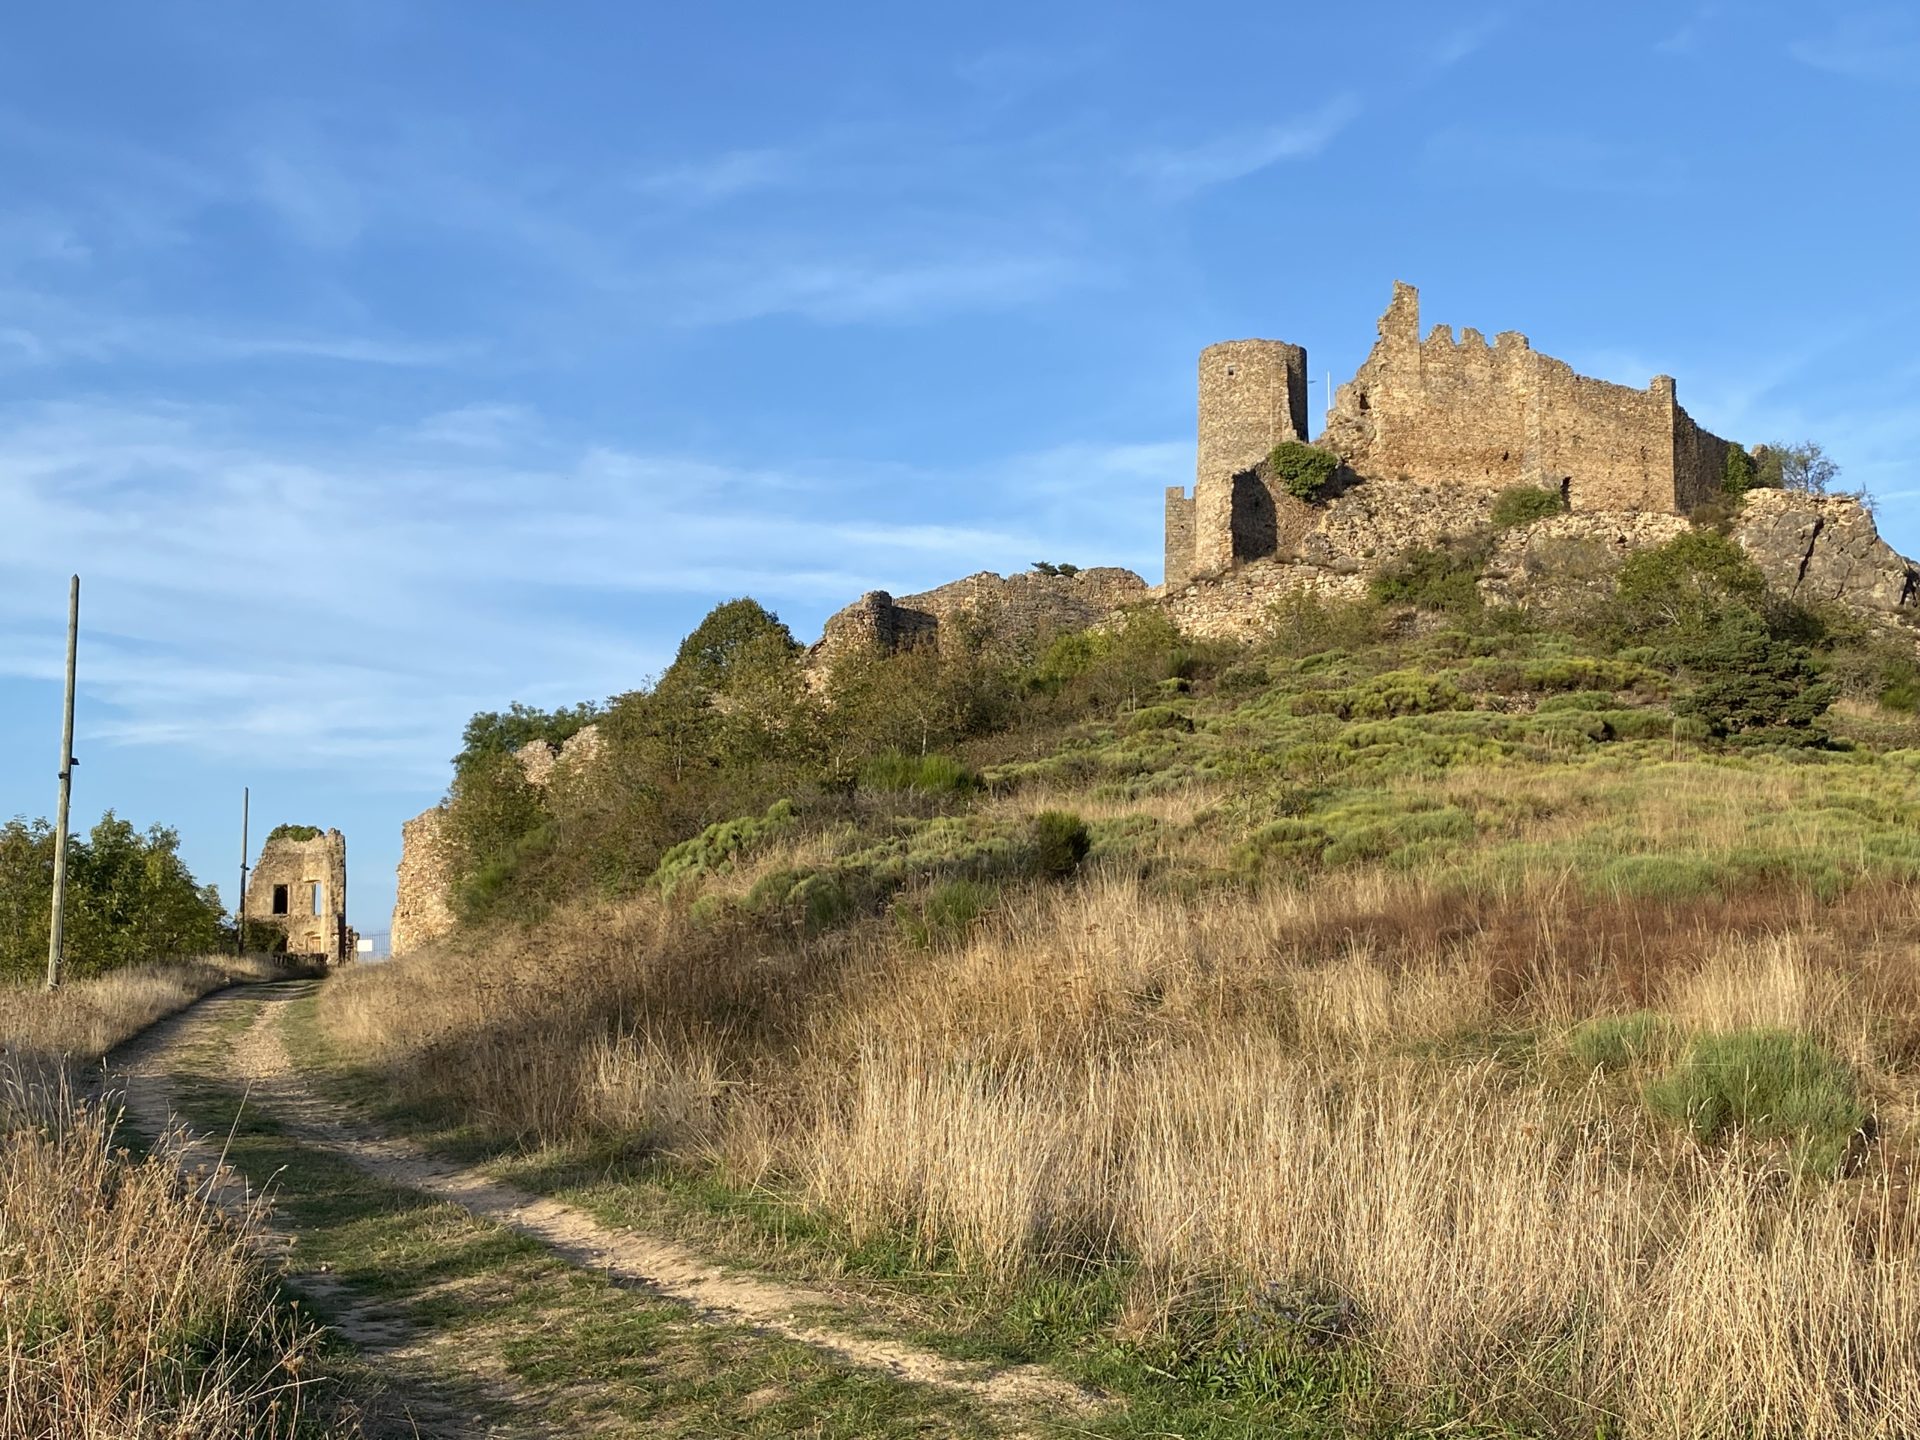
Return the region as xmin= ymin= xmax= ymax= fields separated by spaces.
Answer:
xmin=1164 ymin=282 xmax=1736 ymax=586
xmin=245 ymin=827 xmax=353 ymax=964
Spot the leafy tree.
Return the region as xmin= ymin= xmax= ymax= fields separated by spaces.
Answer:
xmin=1722 ymin=446 xmax=1758 ymax=497
xmin=0 ymin=812 xmax=227 ymax=978
xmin=660 ymin=598 xmax=800 ymax=697
xmin=1755 ymin=441 xmax=1840 ymax=495
xmin=1610 ymin=531 xmax=1769 ymax=643
xmin=1268 ymin=441 xmax=1340 ymax=503
xmin=454 ymin=701 xmax=600 ymax=775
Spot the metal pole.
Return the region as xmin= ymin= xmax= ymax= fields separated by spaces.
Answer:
xmin=237 ymin=787 xmax=249 ymax=957
xmin=45 ymin=576 xmax=78 ymax=992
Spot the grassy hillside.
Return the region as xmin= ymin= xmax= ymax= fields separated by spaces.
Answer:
xmin=329 ymin=533 xmax=1920 ymax=1436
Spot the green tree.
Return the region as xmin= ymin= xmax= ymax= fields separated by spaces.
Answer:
xmin=454 ymin=700 xmax=600 ymax=775
xmin=1755 ymin=441 xmax=1840 ymax=495
xmin=1722 ymin=446 xmax=1758 ymax=497
xmin=1610 ymin=531 xmax=1770 ymax=643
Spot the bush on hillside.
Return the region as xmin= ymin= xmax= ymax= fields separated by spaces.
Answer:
xmin=1570 ymin=1012 xmax=1673 ymax=1072
xmin=859 ymin=751 xmax=980 ymax=796
xmin=1490 ymin=485 xmax=1565 ymax=529
xmin=1031 ymin=811 xmax=1091 ymax=879
xmin=1369 ymin=534 xmax=1492 ymax=614
xmin=1645 ymin=1028 xmax=1867 ymax=1173
xmin=1267 ymin=441 xmax=1341 ymax=503
xmin=1669 ymin=611 xmax=1837 ymax=739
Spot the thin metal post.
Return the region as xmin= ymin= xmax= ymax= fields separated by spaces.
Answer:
xmin=237 ymin=787 xmax=250 ymax=957
xmin=45 ymin=576 xmax=78 ymax=991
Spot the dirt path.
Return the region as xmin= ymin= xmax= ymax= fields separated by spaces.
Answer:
xmin=110 ymin=982 xmax=1100 ymax=1432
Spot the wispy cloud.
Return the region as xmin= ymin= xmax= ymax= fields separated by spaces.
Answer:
xmin=0 ymin=399 xmax=1170 ymax=777
xmin=1130 ymin=95 xmax=1362 ymax=196
xmin=629 ymin=148 xmax=798 ymax=205
xmin=1654 ymin=3 xmax=1724 ymax=54
xmin=1789 ymin=10 xmax=1920 ymax=80
xmin=1432 ymin=15 xmax=1505 ymax=69
xmin=1422 ymin=127 xmax=1687 ymax=196
xmin=669 ymin=252 xmax=1090 ymax=325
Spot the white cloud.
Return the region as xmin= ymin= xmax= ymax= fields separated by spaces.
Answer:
xmin=1422 ymin=127 xmax=1688 ymax=195
xmin=1130 ymin=95 xmax=1362 ymax=196
xmin=671 ymin=252 xmax=1089 ymax=325
xmin=1789 ymin=10 xmax=1920 ymax=79
xmin=1433 ymin=16 xmax=1504 ymax=68
xmin=0 ymin=400 xmax=1173 ymax=782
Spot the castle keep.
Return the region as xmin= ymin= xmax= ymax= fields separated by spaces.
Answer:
xmin=1165 ymin=282 xmax=1735 ymax=585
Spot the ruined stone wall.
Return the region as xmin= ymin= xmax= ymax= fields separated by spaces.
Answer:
xmin=391 ymin=806 xmax=455 ymax=958
xmin=1672 ymin=407 xmax=1733 ymax=514
xmin=813 ymin=567 xmax=1149 ymax=666
xmin=1159 ymin=557 xmax=1367 ymax=641
xmin=1193 ymin=340 xmax=1308 ymax=575
xmin=245 ymin=829 xmax=351 ymax=964
xmin=1321 ymin=283 xmax=1730 ymax=516
xmin=1164 ymin=487 xmax=1196 ymax=587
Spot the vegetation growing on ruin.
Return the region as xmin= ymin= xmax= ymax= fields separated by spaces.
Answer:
xmin=264 ymin=823 xmax=324 ymax=843
xmin=1267 ymin=440 xmax=1341 ymax=502
xmin=1489 ymin=483 xmax=1566 ymax=528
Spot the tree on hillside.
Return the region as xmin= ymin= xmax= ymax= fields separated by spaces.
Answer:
xmin=453 ymin=701 xmax=602 ymax=776
xmin=1755 ymin=441 xmax=1840 ymax=496
xmin=660 ymin=598 xmax=801 ymax=697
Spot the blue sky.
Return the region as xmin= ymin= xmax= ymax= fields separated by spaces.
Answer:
xmin=2 ymin=2 xmax=1916 ymax=938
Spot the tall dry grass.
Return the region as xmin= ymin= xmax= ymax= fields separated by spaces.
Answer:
xmin=0 ymin=1057 xmax=346 ymax=1438
xmin=0 ymin=954 xmax=315 ymax=1064
xmin=324 ymin=849 xmax=1920 ymax=1436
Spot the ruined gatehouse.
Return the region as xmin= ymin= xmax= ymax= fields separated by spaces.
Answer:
xmin=245 ymin=827 xmax=353 ymax=964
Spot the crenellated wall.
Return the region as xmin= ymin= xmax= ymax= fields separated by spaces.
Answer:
xmin=1321 ymin=282 xmax=1729 ymax=514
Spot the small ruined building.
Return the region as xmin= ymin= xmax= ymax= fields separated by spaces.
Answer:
xmin=813 ymin=567 xmax=1149 ymax=665
xmin=1165 ymin=281 xmax=1737 ymax=587
xmin=246 ymin=827 xmax=353 ymax=964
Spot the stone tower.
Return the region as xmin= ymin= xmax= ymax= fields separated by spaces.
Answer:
xmin=1166 ymin=338 xmax=1309 ymax=584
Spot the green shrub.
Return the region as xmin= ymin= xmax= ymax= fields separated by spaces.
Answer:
xmin=1522 ymin=656 xmax=1649 ymax=693
xmin=263 ymin=823 xmax=322 ymax=844
xmin=1570 ymin=1012 xmax=1672 ymax=1072
xmin=1489 ymin=485 xmax=1565 ymax=529
xmin=1880 ymin=658 xmax=1920 ymax=713
xmin=1267 ymin=441 xmax=1340 ymax=502
xmin=1645 ymin=1029 xmax=1867 ymax=1173
xmin=898 ymin=878 xmax=996 ymax=949
xmin=650 ymin=800 xmax=798 ymax=897
xmin=859 ymin=751 xmax=980 ymax=795
xmin=1608 ymin=531 xmax=1769 ymax=644
xmin=1369 ymin=535 xmax=1490 ymax=613
xmin=1128 ymin=705 xmax=1195 ymax=734
xmin=1031 ymin=811 xmax=1091 ymax=879
xmin=1670 ymin=611 xmax=1837 ymax=738
xmin=1290 ymin=671 xmax=1469 ymax=721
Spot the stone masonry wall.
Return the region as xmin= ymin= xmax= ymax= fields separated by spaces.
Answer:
xmin=390 ymin=807 xmax=455 ymax=958
xmin=246 ymin=829 xmax=351 ymax=964
xmin=1320 ymin=283 xmax=1730 ymax=515
xmin=813 ymin=566 xmax=1149 ymax=666
xmin=1164 ymin=487 xmax=1196 ymax=588
xmin=1190 ymin=339 xmax=1308 ymax=577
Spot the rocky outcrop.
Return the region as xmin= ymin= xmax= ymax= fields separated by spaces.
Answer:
xmin=1733 ymin=490 xmax=1919 ymax=617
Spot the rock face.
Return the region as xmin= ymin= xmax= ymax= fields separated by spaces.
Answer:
xmin=813 ymin=567 xmax=1149 ymax=664
xmin=1733 ymin=490 xmax=1919 ymax=616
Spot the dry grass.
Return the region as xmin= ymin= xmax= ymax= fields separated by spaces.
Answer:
xmin=0 ymin=954 xmax=314 ymax=1065
xmin=0 ymin=1056 xmax=345 ymax=1438
xmin=324 ymin=772 xmax=1920 ymax=1435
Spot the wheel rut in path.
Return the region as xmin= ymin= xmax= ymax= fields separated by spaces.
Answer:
xmin=110 ymin=982 xmax=1102 ymax=1426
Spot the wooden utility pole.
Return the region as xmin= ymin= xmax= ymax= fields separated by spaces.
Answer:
xmin=236 ymin=787 xmax=250 ymax=957
xmin=45 ymin=576 xmax=78 ymax=992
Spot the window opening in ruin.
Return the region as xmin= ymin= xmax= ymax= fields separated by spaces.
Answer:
xmin=1560 ymin=477 xmax=1572 ymax=508
xmin=310 ymin=882 xmax=323 ymax=917
xmin=1225 ymin=364 xmax=1237 ymax=377
xmin=271 ymin=884 xmax=289 ymax=915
